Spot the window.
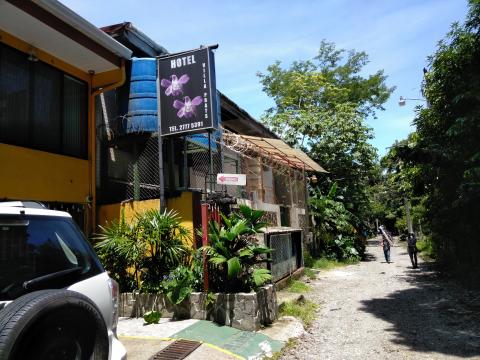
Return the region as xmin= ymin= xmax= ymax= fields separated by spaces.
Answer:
xmin=0 ymin=215 xmax=102 ymax=301
xmin=0 ymin=45 xmax=29 ymax=146
xmin=63 ymin=76 xmax=87 ymax=158
xmin=0 ymin=43 xmax=88 ymax=158
xmin=32 ymin=61 xmax=62 ymax=153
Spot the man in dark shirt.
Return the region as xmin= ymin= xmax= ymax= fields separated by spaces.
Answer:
xmin=407 ymin=233 xmax=418 ymax=268
xmin=379 ymin=225 xmax=393 ymax=263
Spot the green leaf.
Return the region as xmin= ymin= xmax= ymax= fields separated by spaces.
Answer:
xmin=230 ymin=220 xmax=249 ymax=237
xmin=252 ymin=268 xmax=272 ymax=286
xmin=239 ymin=248 xmax=254 ymax=257
xmin=210 ymin=255 xmax=227 ymax=266
xmin=252 ymin=245 xmax=274 ymax=254
xmin=227 ymin=257 xmax=241 ymax=280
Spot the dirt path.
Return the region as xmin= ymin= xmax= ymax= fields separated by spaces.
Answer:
xmin=281 ymin=237 xmax=480 ymax=360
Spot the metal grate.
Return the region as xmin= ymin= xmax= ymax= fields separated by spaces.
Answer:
xmin=126 ymin=136 xmax=160 ymax=201
xmin=269 ymin=233 xmax=296 ymax=282
xmin=149 ymin=339 xmax=201 ymax=360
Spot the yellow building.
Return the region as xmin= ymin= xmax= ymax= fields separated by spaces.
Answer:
xmin=0 ymin=0 xmax=131 ymax=234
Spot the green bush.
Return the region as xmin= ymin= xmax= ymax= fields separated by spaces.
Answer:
xmin=416 ymin=238 xmax=435 ymax=259
xmin=162 ymin=265 xmax=197 ymax=305
xmin=202 ymin=205 xmax=273 ymax=293
xmin=94 ymin=209 xmax=192 ymax=293
xmin=303 ymin=251 xmax=315 ymax=268
xmin=143 ymin=310 xmax=161 ymax=324
xmin=309 ymin=183 xmax=364 ymax=261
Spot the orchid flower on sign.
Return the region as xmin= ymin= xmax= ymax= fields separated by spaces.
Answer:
xmin=173 ymin=96 xmax=203 ymax=118
xmin=160 ymin=74 xmax=189 ymax=96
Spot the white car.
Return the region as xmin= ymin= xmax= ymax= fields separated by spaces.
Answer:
xmin=0 ymin=201 xmax=126 ymax=360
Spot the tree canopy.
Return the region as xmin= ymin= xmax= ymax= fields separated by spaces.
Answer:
xmin=376 ymin=0 xmax=480 ymax=277
xmin=412 ymin=0 xmax=480 ymax=271
xmin=258 ymin=40 xmax=394 ymax=223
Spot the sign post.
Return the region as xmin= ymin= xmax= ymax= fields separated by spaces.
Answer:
xmin=156 ymin=45 xmax=218 ymax=213
xmin=157 ymin=45 xmax=219 ymax=286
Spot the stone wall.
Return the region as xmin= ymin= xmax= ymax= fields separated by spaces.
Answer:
xmin=118 ymin=293 xmax=174 ymax=318
xmin=119 ymin=284 xmax=278 ymax=332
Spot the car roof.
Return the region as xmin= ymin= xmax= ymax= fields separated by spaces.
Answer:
xmin=0 ymin=202 xmax=71 ymax=218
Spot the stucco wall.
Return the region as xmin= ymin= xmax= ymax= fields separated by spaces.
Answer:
xmin=0 ymin=143 xmax=89 ymax=203
xmin=97 ymin=192 xmax=195 ymax=241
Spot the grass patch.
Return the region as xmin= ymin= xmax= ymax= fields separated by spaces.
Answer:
xmin=286 ymin=279 xmax=311 ymax=293
xmin=311 ymin=257 xmax=341 ymax=270
xmin=265 ymin=338 xmax=298 ymax=360
xmin=303 ymin=268 xmax=317 ymax=279
xmin=310 ymin=257 xmax=358 ymax=270
xmin=279 ymin=299 xmax=318 ymax=328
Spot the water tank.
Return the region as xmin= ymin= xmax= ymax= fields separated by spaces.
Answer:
xmin=126 ymin=58 xmax=158 ymax=133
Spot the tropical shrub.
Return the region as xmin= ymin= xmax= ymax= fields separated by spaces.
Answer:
xmin=93 ymin=211 xmax=138 ymax=292
xmin=143 ymin=310 xmax=161 ymax=324
xmin=162 ymin=265 xmax=199 ymax=305
xmin=309 ymin=183 xmax=362 ymax=261
xmin=95 ymin=209 xmax=192 ymax=293
xmin=203 ymin=205 xmax=273 ymax=293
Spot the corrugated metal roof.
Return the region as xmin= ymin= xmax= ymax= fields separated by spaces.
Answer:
xmin=224 ymin=132 xmax=327 ymax=173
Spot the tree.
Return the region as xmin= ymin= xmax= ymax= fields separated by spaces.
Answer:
xmin=375 ymin=133 xmax=429 ymax=237
xmin=258 ymin=40 xmax=394 ymax=224
xmin=405 ymin=0 xmax=480 ymax=274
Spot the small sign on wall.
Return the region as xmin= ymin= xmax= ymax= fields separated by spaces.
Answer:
xmin=216 ymin=173 xmax=246 ymax=186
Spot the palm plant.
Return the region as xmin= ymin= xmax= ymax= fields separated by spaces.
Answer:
xmin=203 ymin=205 xmax=273 ymax=293
xmin=95 ymin=209 xmax=192 ymax=293
xmin=136 ymin=209 xmax=192 ymax=292
xmin=94 ymin=210 xmax=141 ymax=291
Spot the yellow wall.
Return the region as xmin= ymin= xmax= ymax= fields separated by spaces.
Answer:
xmin=97 ymin=199 xmax=161 ymax=225
xmin=97 ymin=192 xmax=195 ymax=244
xmin=0 ymin=144 xmax=89 ymax=203
xmin=168 ymin=192 xmax=194 ymax=238
xmin=0 ymin=29 xmax=125 ymax=234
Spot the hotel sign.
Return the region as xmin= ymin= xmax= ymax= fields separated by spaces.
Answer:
xmin=157 ymin=47 xmax=218 ymax=136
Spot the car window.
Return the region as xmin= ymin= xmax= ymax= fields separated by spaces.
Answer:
xmin=0 ymin=215 xmax=102 ymax=300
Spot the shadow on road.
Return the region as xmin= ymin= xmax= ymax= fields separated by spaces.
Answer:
xmin=362 ymin=253 xmax=377 ymax=262
xmin=359 ymin=264 xmax=480 ymax=357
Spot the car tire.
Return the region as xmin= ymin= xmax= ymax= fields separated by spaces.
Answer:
xmin=0 ymin=289 xmax=109 ymax=360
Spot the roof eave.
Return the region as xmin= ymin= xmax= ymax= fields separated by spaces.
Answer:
xmin=33 ymin=0 xmax=132 ymax=60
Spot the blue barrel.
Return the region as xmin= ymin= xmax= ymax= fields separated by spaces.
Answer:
xmin=126 ymin=58 xmax=158 ymax=133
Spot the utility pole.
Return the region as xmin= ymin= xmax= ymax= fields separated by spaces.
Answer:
xmin=404 ymin=197 xmax=413 ymax=234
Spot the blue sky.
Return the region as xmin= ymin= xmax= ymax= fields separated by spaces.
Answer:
xmin=64 ymin=0 xmax=468 ymax=156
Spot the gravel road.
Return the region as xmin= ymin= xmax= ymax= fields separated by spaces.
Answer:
xmin=281 ymin=237 xmax=480 ymax=360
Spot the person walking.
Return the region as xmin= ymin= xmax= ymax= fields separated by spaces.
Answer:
xmin=407 ymin=232 xmax=418 ymax=268
xmin=379 ymin=225 xmax=393 ymax=263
